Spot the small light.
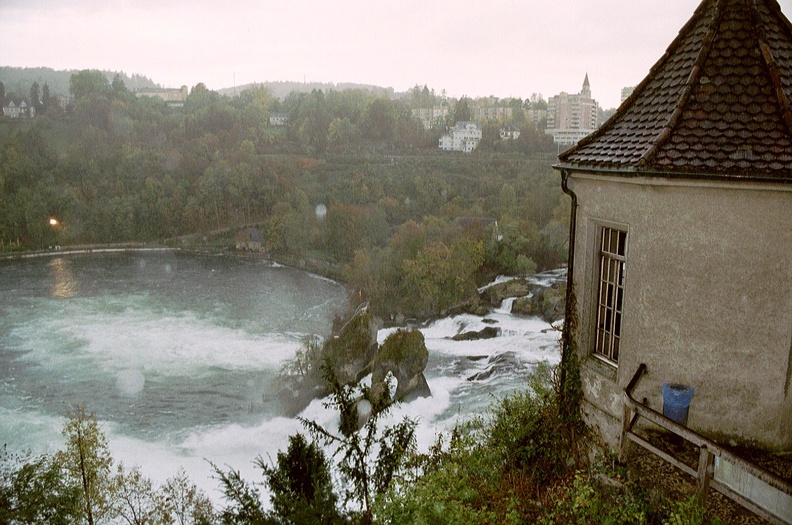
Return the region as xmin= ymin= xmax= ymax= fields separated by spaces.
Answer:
xmin=49 ymin=218 xmax=58 ymax=226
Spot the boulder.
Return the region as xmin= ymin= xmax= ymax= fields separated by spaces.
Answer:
xmin=480 ymin=279 xmax=532 ymax=306
xmin=323 ymin=310 xmax=381 ymax=385
xmin=451 ymin=326 xmax=501 ymax=341
xmin=371 ymin=329 xmax=431 ymax=403
xmin=511 ymin=283 xmax=566 ymax=323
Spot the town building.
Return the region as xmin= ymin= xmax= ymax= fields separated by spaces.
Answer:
xmin=499 ymin=125 xmax=521 ymax=140
xmin=235 ymin=227 xmax=263 ymax=252
xmin=620 ymin=86 xmax=635 ymax=105
xmin=546 ymin=74 xmax=600 ymax=146
xmin=476 ymin=106 xmax=513 ymax=122
xmin=439 ymin=121 xmax=482 ymax=153
xmin=54 ymin=94 xmax=72 ymax=112
xmin=526 ymin=108 xmax=547 ymax=125
xmin=555 ymin=1 xmax=791 ymax=519
xmin=134 ymin=86 xmax=189 ymax=107
xmin=411 ymin=106 xmax=449 ymax=129
xmin=2 ymin=100 xmax=34 ymax=119
xmin=269 ymin=112 xmax=289 ymax=126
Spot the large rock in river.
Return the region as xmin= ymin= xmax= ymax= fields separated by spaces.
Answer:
xmin=323 ymin=309 xmax=381 ymax=385
xmin=371 ymin=328 xmax=431 ymax=403
xmin=511 ymin=282 xmax=566 ymax=323
xmin=480 ymin=278 xmax=532 ymax=307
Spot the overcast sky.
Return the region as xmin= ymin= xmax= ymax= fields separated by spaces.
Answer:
xmin=2 ymin=0 xmax=791 ymax=109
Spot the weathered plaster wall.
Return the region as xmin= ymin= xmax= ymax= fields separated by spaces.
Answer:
xmin=569 ymin=173 xmax=792 ymax=450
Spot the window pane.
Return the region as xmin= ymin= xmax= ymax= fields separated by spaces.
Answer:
xmin=593 ymin=227 xmax=627 ymax=364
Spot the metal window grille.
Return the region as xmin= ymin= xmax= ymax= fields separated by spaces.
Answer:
xmin=594 ymin=227 xmax=626 ymax=364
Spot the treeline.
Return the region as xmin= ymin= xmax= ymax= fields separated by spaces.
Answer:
xmin=0 ymin=67 xmax=156 ymax=100
xmin=0 ymin=70 xmax=566 ymax=316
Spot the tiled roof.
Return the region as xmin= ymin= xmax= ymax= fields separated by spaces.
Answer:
xmin=558 ymin=0 xmax=792 ymax=181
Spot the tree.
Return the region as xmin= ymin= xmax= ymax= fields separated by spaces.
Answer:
xmin=30 ymin=81 xmax=41 ymax=114
xmin=258 ymin=433 xmax=341 ymax=524
xmin=212 ymin=464 xmax=269 ymax=525
xmin=56 ymin=406 xmax=114 ymax=525
xmin=0 ymin=80 xmax=5 ymax=104
xmin=111 ymin=464 xmax=161 ymax=525
xmin=41 ymin=82 xmax=52 ymax=114
xmin=453 ymin=96 xmax=472 ymax=122
xmin=327 ymin=117 xmax=356 ymax=149
xmin=0 ymin=446 xmax=82 ymax=524
xmin=360 ymin=98 xmax=397 ymax=141
xmin=111 ymin=74 xmax=127 ymax=95
xmin=301 ymin=368 xmax=417 ymax=524
xmin=529 ymin=93 xmax=547 ymax=111
xmin=402 ymin=238 xmax=484 ymax=316
xmin=70 ymin=70 xmax=109 ymax=102
xmin=158 ymin=469 xmax=215 ymax=525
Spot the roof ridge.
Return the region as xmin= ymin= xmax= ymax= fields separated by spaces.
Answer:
xmin=638 ymin=0 xmax=725 ymax=166
xmin=751 ymin=0 xmax=792 ymax=135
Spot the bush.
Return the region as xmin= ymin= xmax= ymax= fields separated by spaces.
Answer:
xmin=374 ymin=362 xmax=586 ymax=523
xmin=259 ymin=433 xmax=342 ymax=524
xmin=539 ymin=469 xmax=649 ymax=524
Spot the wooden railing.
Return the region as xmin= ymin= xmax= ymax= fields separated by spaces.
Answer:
xmin=621 ymin=364 xmax=792 ymax=525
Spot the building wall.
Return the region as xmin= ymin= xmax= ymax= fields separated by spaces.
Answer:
xmin=412 ymin=106 xmax=449 ymax=129
xmin=547 ymin=89 xmax=600 ymax=145
xmin=567 ymin=172 xmax=792 ymax=450
xmin=135 ymin=86 xmax=189 ymax=106
xmin=439 ymin=122 xmax=482 ymax=152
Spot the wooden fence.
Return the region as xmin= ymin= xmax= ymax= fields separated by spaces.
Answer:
xmin=620 ymin=364 xmax=792 ymax=525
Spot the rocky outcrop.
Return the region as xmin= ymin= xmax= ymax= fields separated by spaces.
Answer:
xmin=277 ymin=309 xmax=431 ymax=415
xmin=371 ymin=329 xmax=431 ymax=404
xmin=480 ymin=279 xmax=532 ymax=306
xmin=451 ymin=326 xmax=501 ymax=341
xmin=477 ymin=277 xmax=566 ymax=323
xmin=323 ymin=310 xmax=381 ymax=385
xmin=511 ymin=283 xmax=566 ymax=323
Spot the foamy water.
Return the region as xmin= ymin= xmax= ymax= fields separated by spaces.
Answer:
xmin=0 ymin=253 xmax=562 ymax=504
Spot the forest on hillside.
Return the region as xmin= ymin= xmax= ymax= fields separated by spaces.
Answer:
xmin=0 ymin=70 xmax=567 ymax=317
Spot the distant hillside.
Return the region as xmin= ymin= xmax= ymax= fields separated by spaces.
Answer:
xmin=0 ymin=67 xmax=157 ymax=97
xmin=218 ymin=80 xmax=396 ymax=99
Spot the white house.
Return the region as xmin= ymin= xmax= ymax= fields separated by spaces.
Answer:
xmin=2 ymin=100 xmax=34 ymax=119
xmin=439 ymin=121 xmax=482 ymax=153
xmin=269 ymin=112 xmax=288 ymax=126
xmin=500 ymin=125 xmax=521 ymax=140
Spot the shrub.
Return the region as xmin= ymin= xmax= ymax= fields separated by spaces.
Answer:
xmin=374 ymin=362 xmax=585 ymax=523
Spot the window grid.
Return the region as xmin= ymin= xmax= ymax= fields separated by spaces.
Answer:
xmin=594 ymin=227 xmax=626 ymax=364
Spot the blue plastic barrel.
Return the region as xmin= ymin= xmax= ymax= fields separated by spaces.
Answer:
xmin=662 ymin=383 xmax=694 ymax=425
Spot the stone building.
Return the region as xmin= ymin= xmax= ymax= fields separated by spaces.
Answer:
xmin=555 ymin=0 xmax=791 ymax=452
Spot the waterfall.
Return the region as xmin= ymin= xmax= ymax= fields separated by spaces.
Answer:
xmin=495 ymin=297 xmax=516 ymax=314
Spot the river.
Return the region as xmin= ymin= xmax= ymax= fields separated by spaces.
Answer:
xmin=0 ymin=251 xmax=561 ymax=502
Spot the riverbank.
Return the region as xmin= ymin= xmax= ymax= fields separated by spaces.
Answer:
xmin=0 ymin=242 xmax=350 ymax=291
xmin=0 ymin=243 xmax=175 ymax=261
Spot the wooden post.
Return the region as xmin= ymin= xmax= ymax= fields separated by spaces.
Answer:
xmin=621 ymin=364 xmax=647 ymax=463
xmin=620 ymin=402 xmax=632 ymax=463
xmin=696 ymin=445 xmax=715 ymax=506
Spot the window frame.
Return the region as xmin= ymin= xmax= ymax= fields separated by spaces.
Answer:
xmin=592 ymin=226 xmax=627 ymax=366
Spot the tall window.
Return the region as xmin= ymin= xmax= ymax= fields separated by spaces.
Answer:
xmin=594 ymin=227 xmax=626 ymax=364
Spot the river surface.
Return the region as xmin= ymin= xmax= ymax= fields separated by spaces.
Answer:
xmin=0 ymin=251 xmax=561 ymax=502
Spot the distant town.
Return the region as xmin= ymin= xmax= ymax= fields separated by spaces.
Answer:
xmin=0 ymin=67 xmax=633 ymax=154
